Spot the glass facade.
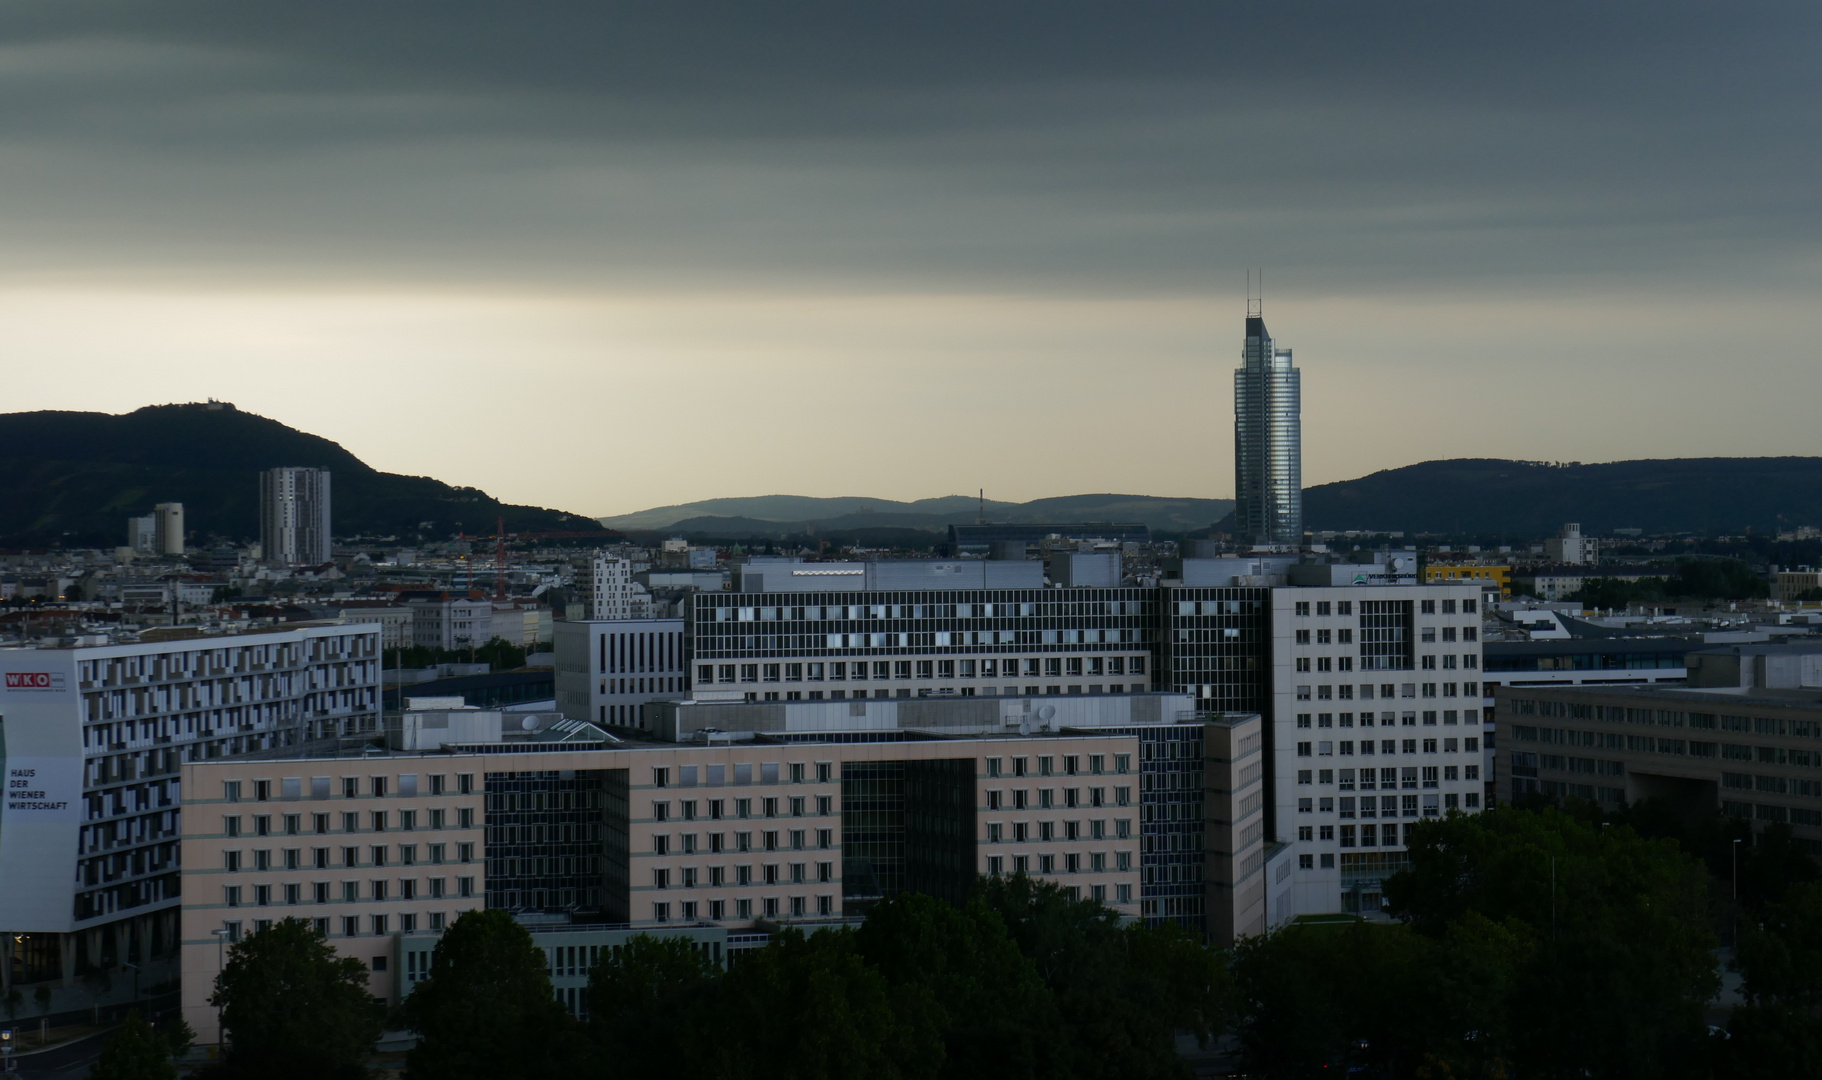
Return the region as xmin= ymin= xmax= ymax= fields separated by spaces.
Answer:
xmin=1159 ymin=587 xmax=1272 ymax=712
xmin=691 ymin=589 xmax=1157 ymax=698
xmin=903 ymin=758 xmax=978 ymax=905
xmin=840 ymin=760 xmax=906 ymax=912
xmin=1132 ymin=724 xmax=1207 ymax=930
xmin=484 ymin=771 xmax=612 ymax=914
xmin=1233 ymin=314 xmax=1302 ymax=545
xmin=1358 ymin=601 xmax=1415 ymax=672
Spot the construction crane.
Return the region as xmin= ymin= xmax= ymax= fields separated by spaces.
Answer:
xmin=486 ymin=522 xmax=623 ymax=601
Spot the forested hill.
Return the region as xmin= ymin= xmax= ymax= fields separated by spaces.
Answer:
xmin=0 ymin=404 xmax=601 ymax=547
xmin=1289 ymin=457 xmax=1822 ymax=537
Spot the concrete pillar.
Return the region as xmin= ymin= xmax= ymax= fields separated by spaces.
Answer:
xmin=59 ymin=934 xmax=76 ymax=989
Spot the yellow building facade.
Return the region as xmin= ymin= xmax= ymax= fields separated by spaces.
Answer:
xmin=1422 ymin=563 xmax=1512 ymax=596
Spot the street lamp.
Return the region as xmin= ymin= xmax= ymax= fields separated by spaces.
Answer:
xmin=1732 ymin=838 xmax=1744 ymax=948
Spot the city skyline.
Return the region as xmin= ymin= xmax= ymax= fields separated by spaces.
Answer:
xmin=3 ymin=2 xmax=1818 ymax=519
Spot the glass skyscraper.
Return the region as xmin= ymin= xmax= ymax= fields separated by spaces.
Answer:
xmin=1233 ymin=310 xmax=1302 ymax=545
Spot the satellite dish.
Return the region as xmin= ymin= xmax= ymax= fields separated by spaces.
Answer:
xmin=521 ymin=716 xmax=539 ymax=731
xmin=1018 ymin=720 xmax=1031 ymax=736
xmin=1038 ymin=704 xmax=1056 ymax=723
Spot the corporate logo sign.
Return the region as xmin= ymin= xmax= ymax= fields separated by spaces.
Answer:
xmin=3 ymin=672 xmax=66 ymax=692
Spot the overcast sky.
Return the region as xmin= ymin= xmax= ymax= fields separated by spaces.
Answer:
xmin=4 ymin=2 xmax=1818 ymax=516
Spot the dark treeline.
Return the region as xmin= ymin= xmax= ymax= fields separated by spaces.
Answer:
xmin=1565 ymin=557 xmax=1770 ymax=607
xmin=131 ymin=804 xmax=1822 ymax=1080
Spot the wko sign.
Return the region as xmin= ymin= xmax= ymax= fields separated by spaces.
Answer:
xmin=3 ymin=672 xmax=65 ymax=691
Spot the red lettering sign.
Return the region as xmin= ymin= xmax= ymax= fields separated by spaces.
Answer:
xmin=3 ymin=672 xmax=59 ymax=689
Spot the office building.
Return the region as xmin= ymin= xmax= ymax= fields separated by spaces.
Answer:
xmin=1544 ymin=523 xmax=1596 ymax=566
xmin=153 ymin=503 xmax=185 ymax=557
xmin=1233 ymin=308 xmax=1302 ymax=547
xmin=554 ymin=618 xmax=689 ymax=730
xmin=1777 ymin=569 xmax=1822 ymax=604
xmin=0 ymin=623 xmax=381 ymax=1011
xmin=588 ymin=555 xmax=645 ymax=620
xmin=336 ymin=604 xmax=414 ymax=650
xmin=1479 ymin=637 xmax=1695 ymax=802
xmin=407 ymin=597 xmax=493 ymax=651
xmin=1422 ymin=562 xmax=1513 ymax=597
xmin=1268 ymin=581 xmax=1487 ymax=915
xmin=1494 ymin=655 xmax=1822 ymax=843
xmin=687 ymin=559 xmax=1156 ymax=701
xmin=179 ymin=690 xmax=1276 ymax=1042
xmin=127 ymin=515 xmax=158 ymax=556
xmin=259 ymin=467 xmax=332 ymax=565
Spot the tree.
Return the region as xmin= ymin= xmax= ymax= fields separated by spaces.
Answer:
xmin=585 ymin=934 xmax=722 ymax=1080
xmin=1231 ymin=913 xmax=1528 ymax=1079
xmin=1735 ymin=881 xmax=1822 ymax=1007
xmin=853 ymin=891 xmax=1064 ymax=1080
xmin=976 ymin=873 xmax=1230 ymax=1079
xmin=697 ymin=928 xmax=939 ymax=1080
xmin=89 ymin=1009 xmax=177 ymax=1080
xmin=155 ymin=1011 xmax=196 ymax=1059
xmin=1385 ymin=807 xmax=1717 ymax=1079
xmin=401 ymin=909 xmax=582 ymax=1080
xmin=1713 ymin=1004 xmax=1822 ymax=1078
xmin=209 ymin=918 xmax=382 ymax=1080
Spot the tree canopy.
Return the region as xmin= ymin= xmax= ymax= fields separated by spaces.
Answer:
xmin=1229 ymin=806 xmax=1720 ymax=1079
xmin=207 ymin=918 xmax=382 ymax=1080
xmin=401 ymin=908 xmax=585 ymax=1080
xmin=90 ymin=1009 xmax=177 ymax=1080
xmin=567 ymin=876 xmax=1225 ymax=1080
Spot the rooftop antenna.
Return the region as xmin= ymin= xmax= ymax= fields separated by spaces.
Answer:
xmin=1247 ymin=269 xmax=1263 ymax=319
xmin=978 ymin=489 xmax=985 ymax=525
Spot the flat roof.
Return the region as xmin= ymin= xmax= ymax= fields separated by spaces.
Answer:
xmin=1503 ymin=682 xmax=1822 ymax=711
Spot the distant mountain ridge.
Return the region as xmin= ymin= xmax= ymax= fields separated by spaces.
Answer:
xmin=613 ymin=457 xmax=1822 ymax=544
xmin=601 ymin=494 xmax=1237 ymax=538
xmin=1287 ymin=457 xmax=1822 ymax=537
xmin=0 ymin=404 xmax=603 ymax=547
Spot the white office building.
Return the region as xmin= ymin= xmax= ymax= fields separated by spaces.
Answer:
xmin=259 ymin=467 xmax=332 ymax=565
xmin=1544 ymin=523 xmax=1596 ymax=566
xmin=1268 ymin=581 xmax=1486 ymax=918
xmin=589 ymin=555 xmax=655 ymax=620
xmin=0 ymin=622 xmax=380 ymax=1004
xmin=408 ymin=598 xmax=494 ymax=651
xmin=553 ymin=618 xmax=688 ymax=730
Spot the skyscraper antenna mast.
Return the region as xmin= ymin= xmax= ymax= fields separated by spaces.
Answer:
xmin=1246 ymin=269 xmax=1263 ymax=319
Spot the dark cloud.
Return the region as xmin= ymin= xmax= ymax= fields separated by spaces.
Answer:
xmin=1 ymin=1 xmax=1818 ymax=294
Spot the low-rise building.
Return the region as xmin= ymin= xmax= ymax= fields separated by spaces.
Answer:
xmin=408 ymin=598 xmax=493 ymax=651
xmin=177 ymin=690 xmax=1271 ymax=1043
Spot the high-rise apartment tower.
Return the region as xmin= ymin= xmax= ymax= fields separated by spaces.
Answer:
xmin=153 ymin=502 xmax=185 ymax=556
xmin=1233 ymin=304 xmax=1302 ymax=546
xmin=259 ymin=467 xmax=332 ymax=564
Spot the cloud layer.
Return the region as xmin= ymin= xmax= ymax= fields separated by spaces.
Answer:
xmin=2 ymin=2 xmax=1818 ymax=515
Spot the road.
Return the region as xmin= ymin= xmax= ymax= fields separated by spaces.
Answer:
xmin=5 ymin=1028 xmax=112 ymax=1080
